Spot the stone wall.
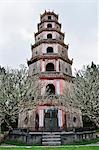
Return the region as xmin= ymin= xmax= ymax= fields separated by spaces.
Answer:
xmin=60 ymin=59 xmax=72 ymax=76
xmin=18 ymin=109 xmax=36 ymax=130
xmin=61 ymin=131 xmax=96 ymax=144
xmin=8 ymin=131 xmax=42 ymax=145
xmin=8 ymin=130 xmax=96 ymax=145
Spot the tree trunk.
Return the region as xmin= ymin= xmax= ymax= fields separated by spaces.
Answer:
xmin=93 ymin=119 xmax=99 ymax=128
xmin=4 ymin=120 xmax=13 ymax=131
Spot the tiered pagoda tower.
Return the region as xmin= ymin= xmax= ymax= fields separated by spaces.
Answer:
xmin=18 ymin=11 xmax=83 ymax=131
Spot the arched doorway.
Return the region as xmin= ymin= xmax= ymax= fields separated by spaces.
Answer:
xmin=44 ymin=108 xmax=58 ymax=131
xmin=46 ymin=84 xmax=55 ymax=95
xmin=46 ymin=63 xmax=54 ymax=71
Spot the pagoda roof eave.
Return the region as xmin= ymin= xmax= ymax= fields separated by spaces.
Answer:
xmin=27 ymin=55 xmax=73 ymax=66
xmin=35 ymin=28 xmax=64 ymax=37
xmin=31 ymin=39 xmax=68 ymax=49
xmin=38 ymin=20 xmax=61 ymax=27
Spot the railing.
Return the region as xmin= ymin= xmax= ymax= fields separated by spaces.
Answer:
xmin=43 ymin=53 xmax=58 ymax=56
xmin=41 ymin=19 xmax=58 ymax=23
xmin=40 ymin=71 xmax=64 ymax=78
xmin=40 ymin=71 xmax=73 ymax=80
xmin=75 ymin=127 xmax=96 ymax=132
xmin=42 ymin=53 xmax=70 ymax=63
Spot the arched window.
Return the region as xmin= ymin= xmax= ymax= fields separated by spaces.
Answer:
xmin=47 ymin=47 xmax=53 ymax=53
xmin=47 ymin=24 xmax=52 ymax=28
xmin=73 ymin=117 xmax=76 ymax=123
xmin=46 ymin=84 xmax=55 ymax=95
xmin=65 ymin=68 xmax=68 ymax=73
xmin=46 ymin=63 xmax=54 ymax=71
xmin=47 ymin=34 xmax=52 ymax=39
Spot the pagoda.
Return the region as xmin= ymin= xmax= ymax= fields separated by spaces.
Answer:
xmin=18 ymin=11 xmax=83 ymax=131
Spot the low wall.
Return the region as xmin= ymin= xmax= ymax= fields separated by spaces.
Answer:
xmin=8 ymin=131 xmax=42 ymax=145
xmin=61 ymin=131 xmax=96 ymax=144
xmin=7 ymin=130 xmax=96 ymax=145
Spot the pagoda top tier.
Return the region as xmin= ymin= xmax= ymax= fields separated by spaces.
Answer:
xmin=40 ymin=10 xmax=59 ymax=22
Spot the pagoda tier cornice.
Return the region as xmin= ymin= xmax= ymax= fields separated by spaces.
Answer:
xmin=31 ymin=39 xmax=68 ymax=49
xmin=27 ymin=54 xmax=73 ymax=65
xmin=39 ymin=71 xmax=74 ymax=81
xmin=38 ymin=20 xmax=61 ymax=28
xmin=35 ymin=28 xmax=64 ymax=37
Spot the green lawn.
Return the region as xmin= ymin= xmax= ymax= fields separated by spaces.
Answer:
xmin=0 ymin=146 xmax=99 ymax=150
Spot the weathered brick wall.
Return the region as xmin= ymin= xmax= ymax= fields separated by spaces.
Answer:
xmin=18 ymin=109 xmax=36 ymax=131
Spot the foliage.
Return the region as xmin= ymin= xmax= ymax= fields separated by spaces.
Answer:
xmin=0 ymin=62 xmax=99 ymax=130
xmin=0 ymin=65 xmax=39 ymax=131
xmin=64 ymin=62 xmax=99 ymax=127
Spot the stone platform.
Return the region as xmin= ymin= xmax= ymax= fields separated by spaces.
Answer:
xmin=7 ymin=129 xmax=96 ymax=145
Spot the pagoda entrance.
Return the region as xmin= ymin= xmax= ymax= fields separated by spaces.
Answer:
xmin=44 ymin=108 xmax=58 ymax=131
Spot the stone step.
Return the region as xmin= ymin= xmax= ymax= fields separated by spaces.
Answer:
xmin=42 ymin=133 xmax=61 ymax=145
xmin=42 ymin=137 xmax=61 ymax=141
xmin=43 ymin=132 xmax=61 ymax=135
xmin=42 ymin=134 xmax=61 ymax=138
xmin=42 ymin=141 xmax=61 ymax=146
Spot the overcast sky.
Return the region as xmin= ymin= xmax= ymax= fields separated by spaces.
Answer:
xmin=0 ymin=0 xmax=98 ymax=73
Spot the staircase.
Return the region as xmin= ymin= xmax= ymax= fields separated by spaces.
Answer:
xmin=42 ymin=132 xmax=61 ymax=145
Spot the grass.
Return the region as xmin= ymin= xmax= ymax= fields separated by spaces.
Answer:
xmin=0 ymin=146 xmax=99 ymax=150
xmin=3 ymin=140 xmax=29 ymax=146
xmin=67 ymin=138 xmax=99 ymax=145
xmin=96 ymin=129 xmax=99 ymax=133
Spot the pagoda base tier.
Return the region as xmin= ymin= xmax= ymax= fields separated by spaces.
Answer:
xmin=18 ymin=104 xmax=83 ymax=132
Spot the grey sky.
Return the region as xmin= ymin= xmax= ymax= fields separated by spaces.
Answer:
xmin=0 ymin=0 xmax=98 ymax=73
